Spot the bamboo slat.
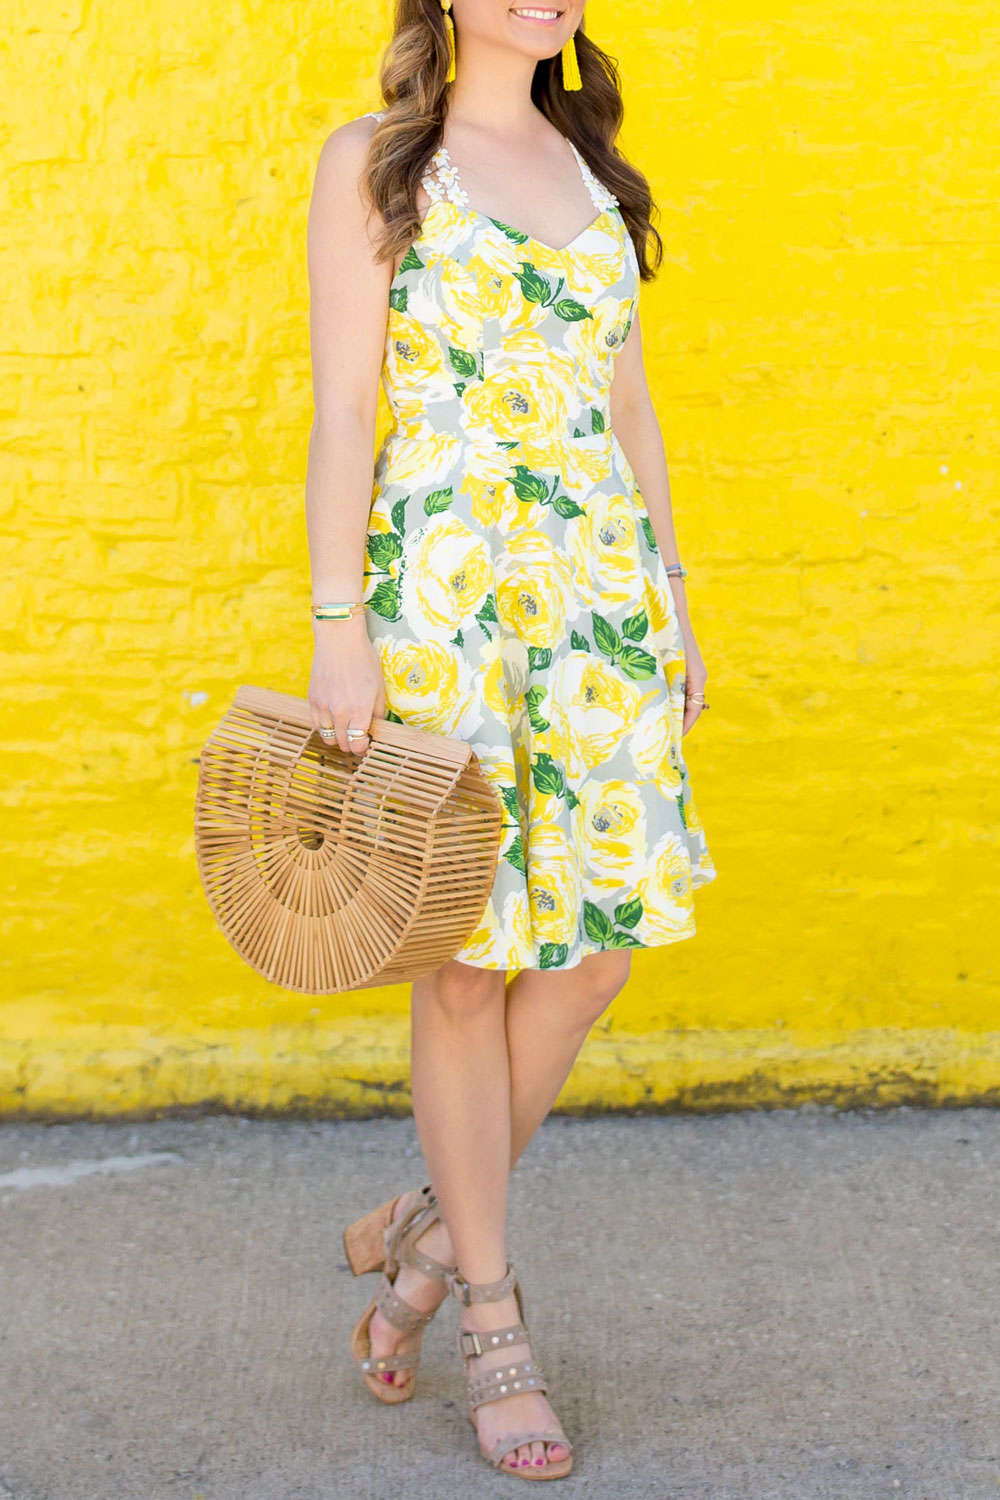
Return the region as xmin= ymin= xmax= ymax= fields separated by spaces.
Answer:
xmin=193 ymin=685 xmax=504 ymax=992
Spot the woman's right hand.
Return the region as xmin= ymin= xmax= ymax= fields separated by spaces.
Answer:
xmin=308 ymin=612 xmax=387 ymax=756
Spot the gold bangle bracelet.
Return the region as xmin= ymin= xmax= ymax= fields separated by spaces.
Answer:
xmin=312 ymin=601 xmax=366 ymax=621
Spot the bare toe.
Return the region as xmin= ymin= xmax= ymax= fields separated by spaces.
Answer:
xmin=547 ymin=1439 xmax=570 ymax=1463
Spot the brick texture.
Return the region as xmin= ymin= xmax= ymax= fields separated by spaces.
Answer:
xmin=1 ymin=1 xmax=997 ymax=1115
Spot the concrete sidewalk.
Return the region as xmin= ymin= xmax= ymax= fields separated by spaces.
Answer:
xmin=0 ymin=1108 xmax=997 ymax=1500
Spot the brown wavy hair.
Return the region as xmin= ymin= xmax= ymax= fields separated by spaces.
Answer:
xmin=362 ymin=0 xmax=663 ymax=281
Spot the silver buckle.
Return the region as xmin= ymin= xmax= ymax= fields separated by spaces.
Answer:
xmin=450 ymin=1274 xmax=473 ymax=1306
xmin=459 ymin=1329 xmax=483 ymax=1357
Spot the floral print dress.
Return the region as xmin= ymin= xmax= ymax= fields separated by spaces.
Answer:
xmin=360 ymin=110 xmax=717 ymax=971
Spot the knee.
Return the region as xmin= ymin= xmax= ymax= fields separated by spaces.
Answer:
xmin=415 ymin=958 xmax=505 ymax=1025
xmin=570 ymin=951 xmax=632 ymax=1027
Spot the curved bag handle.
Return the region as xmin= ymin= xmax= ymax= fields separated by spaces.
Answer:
xmin=231 ymin=684 xmax=485 ymax=816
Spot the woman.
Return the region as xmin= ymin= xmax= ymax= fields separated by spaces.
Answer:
xmin=305 ymin=0 xmax=717 ymax=1480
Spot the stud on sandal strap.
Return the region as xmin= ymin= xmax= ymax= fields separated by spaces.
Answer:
xmin=457 ymin=1320 xmax=530 ymax=1359
xmin=358 ymin=1349 xmax=419 ymax=1375
xmin=374 ymin=1272 xmax=436 ymax=1333
xmin=467 ymin=1359 xmax=548 ymax=1409
xmin=447 ymin=1261 xmax=518 ymax=1306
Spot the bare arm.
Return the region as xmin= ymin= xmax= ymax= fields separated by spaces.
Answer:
xmin=609 ymin=309 xmax=708 ymax=733
xmin=304 ymin=117 xmax=391 ymax=754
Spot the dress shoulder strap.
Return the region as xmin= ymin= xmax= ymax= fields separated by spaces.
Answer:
xmin=420 ymin=144 xmax=468 ymax=207
xmin=364 ymin=113 xmax=614 ymax=212
xmin=566 ymin=139 xmax=619 ymax=213
xmin=362 ymin=111 xmax=458 ymax=205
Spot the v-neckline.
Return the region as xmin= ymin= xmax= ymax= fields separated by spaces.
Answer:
xmin=432 ymin=136 xmax=609 ymax=256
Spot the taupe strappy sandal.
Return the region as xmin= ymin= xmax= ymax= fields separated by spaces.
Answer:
xmin=447 ymin=1263 xmax=574 ymax=1480
xmin=344 ymin=1183 xmax=457 ymax=1404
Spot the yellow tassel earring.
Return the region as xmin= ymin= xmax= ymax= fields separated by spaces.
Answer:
xmin=561 ymin=30 xmax=582 ymax=90
xmin=440 ymin=0 xmax=456 ymax=83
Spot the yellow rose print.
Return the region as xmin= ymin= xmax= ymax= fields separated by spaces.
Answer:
xmin=502 ymin=331 xmax=580 ymax=393
xmin=663 ymin=656 xmax=687 ymax=699
xmin=463 ymin=367 xmax=569 ymax=445
xmin=380 ymin=432 xmax=463 ymax=488
xmin=629 ymin=705 xmax=683 ymax=796
xmin=636 ymin=832 xmax=697 ymax=945
xmin=565 ymin=294 xmax=635 ymax=374
xmin=419 ymin=199 xmax=474 ymax=256
xmin=377 ymin=637 xmax=478 ymax=737
xmin=462 ymin=441 xmax=515 ymax=489
xmin=438 ymin=257 xmax=485 ymax=350
xmin=482 ymin=634 xmax=514 ymax=720
xmin=359 ymin=107 xmax=717 ymax=971
xmin=385 ymin=311 xmax=452 ymax=394
xmin=402 ymin=514 xmax=494 ymax=632
xmin=496 ymin=529 xmax=574 ymax=650
xmin=500 ymin=887 xmax=535 ymax=969
xmin=458 ymin=898 xmax=503 ymax=967
xmin=365 ymin=504 xmax=395 ymax=540
xmin=526 ymin=824 xmax=580 ymax=947
xmin=642 ymin=574 xmax=674 ymax=636
xmin=568 ymin=492 xmax=644 ymax=609
xmin=575 ymin=779 xmax=648 ymax=885
xmin=465 ymin=473 xmax=520 ymax=528
xmin=681 ymin=787 xmax=704 ymax=835
xmin=559 ymin=222 xmax=626 ymax=296
xmin=548 ymin=433 xmax=613 ymax=496
xmin=464 ymin=252 xmax=521 ymax=321
xmin=547 ymin=654 xmax=656 ymax=777
xmin=474 ymin=744 xmax=519 ymax=818
xmin=460 ymin=442 xmax=520 ymax=528
xmin=388 ymin=395 xmax=427 ymax=439
xmin=610 ymin=430 xmax=638 ymax=489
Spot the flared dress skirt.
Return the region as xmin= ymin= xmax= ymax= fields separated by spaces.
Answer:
xmin=359 ymin=111 xmax=717 ymax=971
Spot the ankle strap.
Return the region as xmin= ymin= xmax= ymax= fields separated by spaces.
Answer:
xmin=447 ymin=1262 xmax=517 ymax=1306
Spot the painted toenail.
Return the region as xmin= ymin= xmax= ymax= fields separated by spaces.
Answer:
xmin=535 ymin=1458 xmax=545 ymax=1466
xmin=520 ymin=1458 xmax=530 ymax=1466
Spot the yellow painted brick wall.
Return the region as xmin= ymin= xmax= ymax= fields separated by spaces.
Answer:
xmin=2 ymin=1 xmax=997 ymax=1117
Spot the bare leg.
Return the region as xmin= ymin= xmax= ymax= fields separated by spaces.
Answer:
xmin=362 ymin=959 xmax=508 ymax=1400
xmin=364 ymin=950 xmax=630 ymax=1471
xmin=410 ymin=959 xmax=511 ymax=1278
xmin=505 ymin=950 xmax=632 ymax=1162
xmin=409 ymin=956 xmax=570 ymax=1472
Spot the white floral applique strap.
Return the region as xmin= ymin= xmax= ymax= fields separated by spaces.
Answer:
xmin=431 ymin=134 xmax=617 ymax=214
xmin=566 ymin=139 xmax=619 ymax=212
xmin=364 ymin=113 xmax=617 ymax=216
xmin=364 ymin=113 xmax=464 ymax=207
xmin=421 ymin=145 xmax=469 ymax=208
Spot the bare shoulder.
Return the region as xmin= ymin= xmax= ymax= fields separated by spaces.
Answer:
xmin=311 ymin=113 xmax=381 ymax=211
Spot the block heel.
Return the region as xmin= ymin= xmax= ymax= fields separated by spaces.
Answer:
xmin=343 ymin=1195 xmax=399 ymax=1275
xmin=346 ymin=1183 xmax=458 ymax=1403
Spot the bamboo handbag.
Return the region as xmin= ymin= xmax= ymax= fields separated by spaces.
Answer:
xmin=193 ymin=685 xmax=504 ymax=993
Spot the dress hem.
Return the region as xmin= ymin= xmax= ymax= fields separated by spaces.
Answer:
xmin=449 ymin=917 xmax=703 ymax=975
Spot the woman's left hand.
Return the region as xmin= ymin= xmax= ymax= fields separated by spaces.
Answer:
xmin=681 ymin=637 xmax=709 ymax=735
